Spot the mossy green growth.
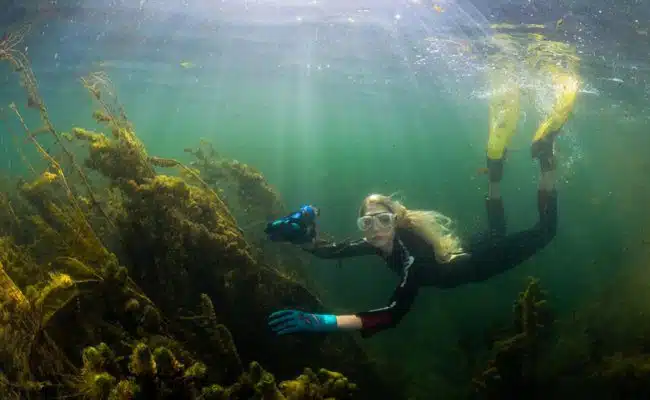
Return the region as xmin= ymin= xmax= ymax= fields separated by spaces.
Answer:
xmin=91 ymin=373 xmax=116 ymax=399
xmin=108 ymin=379 xmax=139 ymax=400
xmin=318 ymin=368 xmax=358 ymax=398
xmin=153 ymin=347 xmax=182 ymax=377
xmin=82 ymin=346 xmax=103 ymax=373
xmin=597 ymin=353 xmax=650 ymax=380
xmin=250 ymin=361 xmax=286 ymax=400
xmin=200 ymin=384 xmax=226 ymax=400
xmin=128 ymin=342 xmax=156 ymax=376
xmin=184 ymin=362 xmax=207 ymax=380
xmin=277 ymin=366 xmax=357 ymax=400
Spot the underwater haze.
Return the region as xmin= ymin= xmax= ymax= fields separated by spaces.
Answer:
xmin=1 ymin=0 xmax=650 ymax=399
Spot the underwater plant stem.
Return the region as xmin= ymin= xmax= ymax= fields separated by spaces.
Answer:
xmin=0 ymin=109 xmax=37 ymax=177
xmin=94 ymin=93 xmax=142 ymax=153
xmin=148 ymin=156 xmax=238 ymax=227
xmin=9 ymin=104 xmax=109 ymax=245
xmin=178 ymin=164 xmax=238 ymax=227
xmin=82 ymin=73 xmax=156 ymax=179
xmin=38 ymin=109 xmax=116 ymax=230
xmin=0 ymin=193 xmax=20 ymax=228
xmin=0 ymin=260 xmax=29 ymax=308
xmin=2 ymin=33 xmax=115 ymax=232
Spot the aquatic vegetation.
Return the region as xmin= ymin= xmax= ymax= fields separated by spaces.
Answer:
xmin=0 ymin=24 xmax=402 ymax=400
xmin=0 ymin=24 xmax=41 ymax=111
xmin=472 ymin=277 xmax=552 ymax=397
xmin=184 ymin=140 xmax=284 ymax=222
xmin=182 ymin=140 xmax=314 ymax=278
xmin=4 ymin=19 xmax=646 ymax=400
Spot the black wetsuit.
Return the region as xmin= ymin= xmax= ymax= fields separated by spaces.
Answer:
xmin=304 ymin=190 xmax=558 ymax=337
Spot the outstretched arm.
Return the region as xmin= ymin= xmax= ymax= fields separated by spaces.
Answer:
xmin=353 ymin=267 xmax=420 ymax=337
xmin=302 ymin=238 xmax=380 ymax=259
xmin=268 ymin=255 xmax=420 ymax=337
xmin=330 ymin=269 xmax=420 ymax=336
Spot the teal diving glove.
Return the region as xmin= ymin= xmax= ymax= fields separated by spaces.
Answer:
xmin=268 ymin=309 xmax=338 ymax=335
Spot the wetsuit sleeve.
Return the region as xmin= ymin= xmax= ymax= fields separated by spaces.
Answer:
xmin=354 ymin=257 xmax=419 ymax=338
xmin=303 ymin=238 xmax=379 ymax=259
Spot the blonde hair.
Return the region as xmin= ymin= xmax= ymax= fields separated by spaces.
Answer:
xmin=359 ymin=193 xmax=464 ymax=263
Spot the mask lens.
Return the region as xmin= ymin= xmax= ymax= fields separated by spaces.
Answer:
xmin=357 ymin=216 xmax=373 ymax=231
xmin=375 ymin=213 xmax=394 ymax=229
xmin=357 ymin=213 xmax=395 ymax=231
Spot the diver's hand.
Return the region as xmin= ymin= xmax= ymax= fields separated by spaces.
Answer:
xmin=268 ymin=310 xmax=337 ymax=335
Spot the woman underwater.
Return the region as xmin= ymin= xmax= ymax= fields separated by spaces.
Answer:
xmin=265 ymin=54 xmax=579 ymax=339
xmin=265 ymin=177 xmax=556 ymax=339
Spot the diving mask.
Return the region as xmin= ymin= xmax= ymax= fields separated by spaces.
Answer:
xmin=357 ymin=212 xmax=396 ymax=232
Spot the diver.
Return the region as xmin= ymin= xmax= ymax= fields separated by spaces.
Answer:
xmin=264 ymin=134 xmax=561 ymax=338
xmin=263 ymin=25 xmax=579 ymax=339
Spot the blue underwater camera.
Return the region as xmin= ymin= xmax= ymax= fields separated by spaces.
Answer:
xmin=265 ymin=205 xmax=319 ymax=244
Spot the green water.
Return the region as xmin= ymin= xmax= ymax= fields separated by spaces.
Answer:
xmin=126 ymin=67 xmax=645 ymax=396
xmin=2 ymin=1 xmax=650 ymax=397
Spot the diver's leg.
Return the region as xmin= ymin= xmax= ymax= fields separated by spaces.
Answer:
xmin=531 ymin=71 xmax=579 ymax=158
xmin=486 ymin=156 xmax=506 ymax=238
xmin=530 ymin=69 xmax=577 ymax=236
xmin=532 ymin=74 xmax=569 ymax=235
xmin=462 ymin=222 xmax=556 ymax=284
xmin=534 ymin=140 xmax=558 ymax=236
xmin=485 ymin=68 xmax=519 ymax=238
xmin=463 ymin=161 xmax=557 ymax=284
